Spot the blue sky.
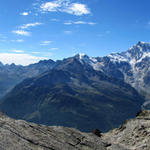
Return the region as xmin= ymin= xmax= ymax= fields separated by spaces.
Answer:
xmin=0 ymin=0 xmax=150 ymax=65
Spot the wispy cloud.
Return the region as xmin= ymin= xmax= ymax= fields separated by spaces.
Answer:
xmin=40 ymin=41 xmax=53 ymax=46
xmin=20 ymin=12 xmax=29 ymax=16
xmin=51 ymin=18 xmax=60 ymax=22
xmin=64 ymin=20 xmax=96 ymax=25
xmin=64 ymin=30 xmax=72 ymax=34
xmin=50 ymin=47 xmax=58 ymax=50
xmin=11 ymin=39 xmax=24 ymax=42
xmin=0 ymin=53 xmax=48 ymax=66
xmin=19 ymin=22 xmax=43 ymax=29
xmin=41 ymin=1 xmax=60 ymax=12
xmin=12 ymin=22 xmax=42 ymax=37
xmin=12 ymin=30 xmax=31 ymax=36
xmin=40 ymin=0 xmax=90 ymax=16
xmin=64 ymin=21 xmax=72 ymax=25
xmin=31 ymin=51 xmax=41 ymax=54
xmin=11 ymin=50 xmax=24 ymax=53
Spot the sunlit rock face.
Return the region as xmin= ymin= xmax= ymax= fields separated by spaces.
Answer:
xmin=103 ymin=110 xmax=150 ymax=150
xmin=0 ymin=110 xmax=150 ymax=150
xmin=0 ymin=112 xmax=108 ymax=150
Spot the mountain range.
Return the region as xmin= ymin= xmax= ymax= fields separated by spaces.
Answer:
xmin=0 ymin=41 xmax=150 ymax=132
xmin=0 ymin=59 xmax=55 ymax=98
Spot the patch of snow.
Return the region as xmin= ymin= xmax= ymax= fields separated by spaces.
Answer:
xmin=90 ymin=57 xmax=98 ymax=63
xmin=108 ymin=54 xmax=128 ymax=63
xmin=136 ymin=52 xmax=150 ymax=63
xmin=79 ymin=53 xmax=86 ymax=59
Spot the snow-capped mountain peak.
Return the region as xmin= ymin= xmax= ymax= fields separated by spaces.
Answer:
xmin=74 ymin=53 xmax=88 ymax=59
xmin=106 ymin=42 xmax=150 ymax=65
xmin=74 ymin=53 xmax=94 ymax=64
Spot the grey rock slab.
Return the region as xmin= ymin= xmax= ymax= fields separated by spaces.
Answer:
xmin=0 ymin=113 xmax=107 ymax=150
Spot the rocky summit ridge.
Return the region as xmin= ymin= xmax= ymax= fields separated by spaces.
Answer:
xmin=0 ymin=110 xmax=150 ymax=150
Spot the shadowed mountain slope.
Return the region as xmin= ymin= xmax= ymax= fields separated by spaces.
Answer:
xmin=0 ymin=59 xmax=55 ymax=98
xmin=0 ymin=57 xmax=144 ymax=132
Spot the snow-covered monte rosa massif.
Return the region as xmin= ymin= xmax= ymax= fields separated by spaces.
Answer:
xmin=74 ymin=42 xmax=150 ymax=103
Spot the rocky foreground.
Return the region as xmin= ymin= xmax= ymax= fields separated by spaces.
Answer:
xmin=103 ymin=110 xmax=150 ymax=150
xmin=0 ymin=112 xmax=109 ymax=150
xmin=0 ymin=111 xmax=150 ymax=150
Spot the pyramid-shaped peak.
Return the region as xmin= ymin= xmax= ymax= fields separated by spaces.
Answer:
xmin=128 ymin=41 xmax=150 ymax=52
xmin=74 ymin=53 xmax=89 ymax=59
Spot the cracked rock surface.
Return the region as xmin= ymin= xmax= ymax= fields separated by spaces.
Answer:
xmin=1 ymin=110 xmax=150 ymax=150
xmin=103 ymin=110 xmax=150 ymax=150
xmin=0 ymin=112 xmax=107 ymax=150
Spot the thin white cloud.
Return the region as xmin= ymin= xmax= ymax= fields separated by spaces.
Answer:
xmin=50 ymin=47 xmax=58 ymax=50
xmin=88 ymin=22 xmax=96 ymax=25
xmin=74 ymin=21 xmax=96 ymax=25
xmin=0 ymin=53 xmax=48 ymax=66
xmin=11 ymin=50 xmax=24 ymax=53
xmin=40 ymin=41 xmax=53 ymax=46
xmin=12 ymin=22 xmax=42 ymax=37
xmin=64 ymin=30 xmax=72 ymax=34
xmin=74 ymin=21 xmax=87 ymax=24
xmin=20 ymin=12 xmax=29 ymax=16
xmin=31 ymin=51 xmax=41 ymax=54
xmin=64 ymin=20 xmax=96 ymax=25
xmin=51 ymin=18 xmax=60 ymax=22
xmin=64 ymin=21 xmax=72 ymax=25
xmin=40 ymin=0 xmax=90 ymax=16
xmin=11 ymin=39 xmax=24 ymax=42
xmin=12 ymin=30 xmax=31 ymax=36
xmin=20 ymin=22 xmax=43 ymax=29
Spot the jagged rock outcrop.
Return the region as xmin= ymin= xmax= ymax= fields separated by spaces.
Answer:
xmin=1 ymin=111 xmax=150 ymax=150
xmin=0 ymin=112 xmax=108 ymax=150
xmin=103 ymin=110 xmax=150 ymax=150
